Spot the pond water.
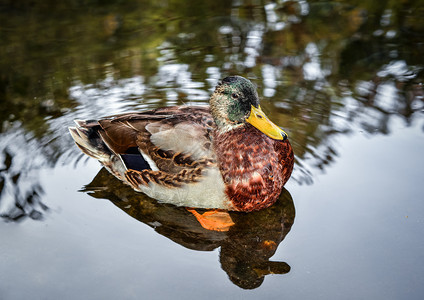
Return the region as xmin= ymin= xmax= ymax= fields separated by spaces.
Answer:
xmin=1 ymin=0 xmax=423 ymax=299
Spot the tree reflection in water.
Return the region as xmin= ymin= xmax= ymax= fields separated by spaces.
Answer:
xmin=83 ymin=168 xmax=295 ymax=289
xmin=0 ymin=1 xmax=422 ymax=222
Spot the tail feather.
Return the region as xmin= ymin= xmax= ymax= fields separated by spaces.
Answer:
xmin=69 ymin=121 xmax=129 ymax=181
xmin=74 ymin=119 xmax=86 ymax=127
xmin=74 ymin=119 xmax=99 ymax=128
xmin=69 ymin=124 xmax=112 ymax=161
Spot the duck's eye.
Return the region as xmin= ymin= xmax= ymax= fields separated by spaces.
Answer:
xmin=231 ymin=93 xmax=239 ymax=99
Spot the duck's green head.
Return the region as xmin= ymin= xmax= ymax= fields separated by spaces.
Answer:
xmin=210 ymin=76 xmax=287 ymax=141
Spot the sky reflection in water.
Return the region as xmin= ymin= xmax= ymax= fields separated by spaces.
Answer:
xmin=0 ymin=0 xmax=423 ymax=298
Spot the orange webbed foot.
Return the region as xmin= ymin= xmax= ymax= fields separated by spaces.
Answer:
xmin=187 ymin=208 xmax=235 ymax=232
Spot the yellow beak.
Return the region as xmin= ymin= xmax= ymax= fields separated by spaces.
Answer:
xmin=246 ymin=105 xmax=288 ymax=141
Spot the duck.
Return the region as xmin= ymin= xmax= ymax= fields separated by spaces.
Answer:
xmin=69 ymin=75 xmax=294 ymax=215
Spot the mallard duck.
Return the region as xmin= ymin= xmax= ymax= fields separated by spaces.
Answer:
xmin=69 ymin=76 xmax=294 ymax=213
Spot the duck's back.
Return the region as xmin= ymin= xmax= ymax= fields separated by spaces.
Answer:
xmin=69 ymin=106 xmax=233 ymax=210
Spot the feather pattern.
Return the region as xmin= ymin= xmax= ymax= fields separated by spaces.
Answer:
xmin=69 ymin=76 xmax=294 ymax=212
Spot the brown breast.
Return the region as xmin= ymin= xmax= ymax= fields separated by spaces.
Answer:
xmin=213 ymin=124 xmax=294 ymax=212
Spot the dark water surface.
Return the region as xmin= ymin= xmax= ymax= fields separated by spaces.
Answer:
xmin=1 ymin=1 xmax=423 ymax=299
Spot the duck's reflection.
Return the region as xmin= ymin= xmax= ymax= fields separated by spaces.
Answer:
xmin=82 ymin=168 xmax=295 ymax=289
